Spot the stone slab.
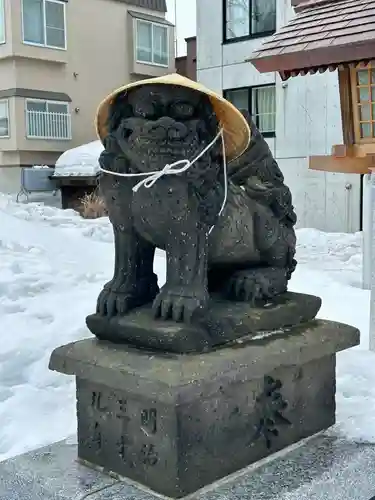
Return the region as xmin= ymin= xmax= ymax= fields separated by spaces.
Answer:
xmin=2 ymin=435 xmax=375 ymax=499
xmin=86 ymin=292 xmax=322 ymax=353
xmin=50 ymin=319 xmax=358 ymax=404
xmin=49 ymin=319 xmax=359 ymax=497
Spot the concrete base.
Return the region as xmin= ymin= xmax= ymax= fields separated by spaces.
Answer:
xmin=49 ymin=319 xmax=359 ymax=498
xmin=1 ymin=434 xmax=375 ymax=499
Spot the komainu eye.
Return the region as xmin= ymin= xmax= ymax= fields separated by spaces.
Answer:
xmin=133 ymin=101 xmax=156 ymax=118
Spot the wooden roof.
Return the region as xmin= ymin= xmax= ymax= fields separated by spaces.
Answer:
xmin=249 ymin=0 xmax=375 ymax=80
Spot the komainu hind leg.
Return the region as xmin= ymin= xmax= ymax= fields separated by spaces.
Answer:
xmin=226 ymin=266 xmax=288 ymax=303
xmin=226 ymin=211 xmax=296 ymax=303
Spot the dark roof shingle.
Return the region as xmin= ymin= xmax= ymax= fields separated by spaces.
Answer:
xmin=249 ymin=0 xmax=375 ymax=79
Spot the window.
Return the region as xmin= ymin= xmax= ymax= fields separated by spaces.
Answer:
xmin=351 ymin=65 xmax=375 ymax=143
xmin=136 ymin=19 xmax=168 ymax=66
xmin=0 ymin=100 xmax=9 ymax=137
xmin=0 ymin=0 xmax=5 ymax=44
xmin=224 ymin=85 xmax=276 ymax=136
xmin=26 ymin=100 xmax=71 ymax=139
xmin=224 ymin=0 xmax=276 ymax=42
xmin=22 ymin=0 xmax=66 ymax=49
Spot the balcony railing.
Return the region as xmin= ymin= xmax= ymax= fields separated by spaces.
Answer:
xmin=26 ymin=110 xmax=72 ymax=140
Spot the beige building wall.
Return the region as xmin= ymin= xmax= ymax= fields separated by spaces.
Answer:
xmin=0 ymin=0 xmax=14 ymax=59
xmin=66 ymin=0 xmax=173 ymax=146
xmin=0 ymin=0 xmax=175 ymax=191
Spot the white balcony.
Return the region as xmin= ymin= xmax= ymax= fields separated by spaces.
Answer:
xmin=26 ymin=110 xmax=72 ymax=140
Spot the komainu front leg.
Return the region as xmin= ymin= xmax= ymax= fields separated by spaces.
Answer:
xmin=97 ymin=225 xmax=159 ymax=316
xmin=226 ymin=267 xmax=288 ymax=303
xmin=153 ymin=230 xmax=209 ymax=322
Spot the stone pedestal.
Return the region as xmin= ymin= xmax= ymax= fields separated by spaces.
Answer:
xmin=49 ymin=318 xmax=359 ymax=498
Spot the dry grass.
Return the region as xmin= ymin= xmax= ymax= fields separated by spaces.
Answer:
xmin=80 ymin=191 xmax=108 ymax=219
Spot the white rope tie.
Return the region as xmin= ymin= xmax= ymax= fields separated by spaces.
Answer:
xmin=99 ymin=128 xmax=228 ymax=234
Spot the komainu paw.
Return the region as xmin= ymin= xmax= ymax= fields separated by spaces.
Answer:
xmin=226 ymin=268 xmax=288 ymax=303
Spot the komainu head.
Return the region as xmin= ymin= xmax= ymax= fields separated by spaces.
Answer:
xmin=104 ymin=84 xmax=221 ymax=175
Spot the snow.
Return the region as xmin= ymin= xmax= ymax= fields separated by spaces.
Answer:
xmin=0 ymin=193 xmax=374 ymax=464
xmin=53 ymin=140 xmax=103 ymax=177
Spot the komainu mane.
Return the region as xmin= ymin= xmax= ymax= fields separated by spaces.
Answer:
xmin=94 ymin=77 xmax=297 ymax=326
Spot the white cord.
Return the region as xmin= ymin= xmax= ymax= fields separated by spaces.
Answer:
xmin=99 ymin=128 xmax=228 ymax=234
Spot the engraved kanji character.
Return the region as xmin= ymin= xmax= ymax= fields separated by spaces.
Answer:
xmin=115 ymin=399 xmax=128 ymax=419
xmin=92 ymin=421 xmax=102 ymax=450
xmin=91 ymin=391 xmax=107 ymax=412
xmin=117 ymin=434 xmax=131 ymax=461
xmin=140 ymin=408 xmax=157 ymax=435
xmin=140 ymin=443 xmax=158 ymax=466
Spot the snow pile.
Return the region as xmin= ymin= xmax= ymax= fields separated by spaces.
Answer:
xmin=0 ymin=196 xmax=113 ymax=243
xmin=53 ymin=140 xmax=104 ymax=177
xmin=0 ymin=192 xmax=374 ymax=462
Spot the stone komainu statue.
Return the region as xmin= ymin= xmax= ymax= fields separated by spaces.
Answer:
xmin=92 ymin=74 xmax=297 ymax=327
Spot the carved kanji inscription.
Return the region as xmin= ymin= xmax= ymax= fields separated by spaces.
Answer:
xmin=91 ymin=391 xmax=107 ymax=412
xmin=252 ymin=375 xmax=291 ymax=449
xmin=140 ymin=443 xmax=158 ymax=466
xmin=141 ymin=408 xmax=157 ymax=435
xmin=92 ymin=421 xmax=102 ymax=451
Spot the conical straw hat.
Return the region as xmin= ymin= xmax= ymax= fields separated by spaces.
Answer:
xmin=95 ymin=73 xmax=251 ymax=162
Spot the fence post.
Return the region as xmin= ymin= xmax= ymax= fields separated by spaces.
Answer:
xmin=369 ymin=169 xmax=375 ymax=351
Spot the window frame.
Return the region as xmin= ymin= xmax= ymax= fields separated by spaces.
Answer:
xmin=0 ymin=99 xmax=10 ymax=138
xmin=134 ymin=18 xmax=169 ymax=68
xmin=350 ymin=65 xmax=375 ymax=145
xmin=21 ymin=0 xmax=67 ymax=51
xmin=0 ymin=0 xmax=5 ymax=45
xmin=223 ymin=84 xmax=276 ymax=137
xmin=222 ymin=0 xmax=276 ymax=44
xmin=25 ymin=98 xmax=71 ymax=140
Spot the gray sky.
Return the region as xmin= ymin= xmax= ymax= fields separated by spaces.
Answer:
xmin=165 ymin=0 xmax=196 ymax=56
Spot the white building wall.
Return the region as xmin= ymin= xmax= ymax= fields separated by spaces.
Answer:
xmin=197 ymin=0 xmax=362 ymax=233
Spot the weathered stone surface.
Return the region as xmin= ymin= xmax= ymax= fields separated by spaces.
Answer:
xmin=87 ymin=292 xmax=322 ymax=353
xmin=49 ymin=319 xmax=359 ymax=498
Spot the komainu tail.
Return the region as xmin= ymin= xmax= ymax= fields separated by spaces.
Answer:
xmin=227 ymin=110 xmax=297 ymax=229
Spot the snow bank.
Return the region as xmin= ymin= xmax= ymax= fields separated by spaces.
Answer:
xmin=53 ymin=140 xmax=104 ymax=177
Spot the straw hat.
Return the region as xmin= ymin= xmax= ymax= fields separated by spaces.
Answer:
xmin=95 ymin=73 xmax=251 ymax=162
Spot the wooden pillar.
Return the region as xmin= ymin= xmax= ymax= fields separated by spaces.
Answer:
xmin=338 ymin=67 xmax=355 ymax=148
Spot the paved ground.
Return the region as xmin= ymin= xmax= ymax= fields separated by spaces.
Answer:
xmin=1 ymin=434 xmax=375 ymax=499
